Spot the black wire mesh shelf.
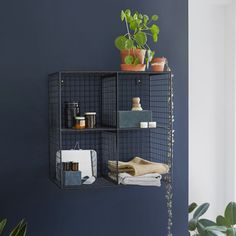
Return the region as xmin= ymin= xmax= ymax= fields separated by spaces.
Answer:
xmin=48 ymin=70 xmax=173 ymax=189
xmin=48 ymin=70 xmax=174 ymax=235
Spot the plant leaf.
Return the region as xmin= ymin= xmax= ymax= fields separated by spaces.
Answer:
xmin=199 ymin=219 xmax=216 ymax=227
xmin=133 ymin=13 xmax=138 ymax=20
xmin=188 ymin=218 xmax=198 ymax=231
xmin=143 ymin=15 xmax=149 ymax=24
xmin=197 ymin=222 xmax=208 ymax=236
xmin=9 ymin=219 xmax=27 ymax=236
xmin=225 ymin=202 xmax=236 ymax=225
xmin=216 ymin=215 xmax=231 ymax=227
xmin=205 ymin=226 xmax=227 ymax=232
xmin=124 ymin=55 xmax=134 ymax=65
xmin=130 ymin=21 xmax=137 ymax=31
xmin=207 ymin=230 xmax=226 ymax=236
xmin=121 ymin=10 xmax=125 ymax=21
xmin=16 ymin=223 xmax=27 ymax=236
xmin=133 ymin=57 xmax=140 ymax=65
xmin=0 ymin=219 xmax=7 ymax=234
xmin=152 ymin=33 xmax=158 ymax=43
xmin=147 ymin=50 xmax=154 ymax=64
xmin=125 ymin=39 xmax=134 ymax=49
xmin=151 ymin=14 xmax=159 ymax=21
xmin=126 ymin=15 xmax=133 ymax=23
xmin=125 ymin=9 xmax=131 ymax=17
xmin=189 ymin=202 xmax=198 ymax=213
xmin=138 ymin=14 xmax=143 ymax=19
xmin=193 ymin=203 xmax=210 ymax=220
xmin=115 ymin=36 xmax=127 ymax=50
xmin=150 ymin=24 xmax=160 ymax=35
xmin=136 ymin=19 xmax=142 ymax=26
xmin=227 ymin=227 xmax=236 ymax=236
xmin=134 ymin=32 xmax=147 ymax=46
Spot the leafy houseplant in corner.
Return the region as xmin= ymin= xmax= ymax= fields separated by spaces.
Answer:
xmin=188 ymin=202 xmax=236 ymax=236
xmin=0 ymin=218 xmax=27 ymax=236
xmin=115 ymin=9 xmax=160 ymax=71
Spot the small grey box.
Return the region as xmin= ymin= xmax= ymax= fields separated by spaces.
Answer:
xmin=63 ymin=171 xmax=82 ymax=186
xmin=117 ymin=110 xmax=152 ymax=128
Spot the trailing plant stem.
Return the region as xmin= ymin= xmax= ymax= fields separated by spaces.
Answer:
xmin=124 ymin=16 xmax=131 ymax=40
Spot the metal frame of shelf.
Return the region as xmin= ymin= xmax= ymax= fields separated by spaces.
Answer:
xmin=48 ymin=70 xmax=174 ymax=235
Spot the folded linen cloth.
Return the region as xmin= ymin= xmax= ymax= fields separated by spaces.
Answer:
xmin=108 ymin=172 xmax=162 ymax=187
xmin=108 ymin=157 xmax=169 ymax=176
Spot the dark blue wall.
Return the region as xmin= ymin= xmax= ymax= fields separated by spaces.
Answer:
xmin=0 ymin=0 xmax=188 ymax=235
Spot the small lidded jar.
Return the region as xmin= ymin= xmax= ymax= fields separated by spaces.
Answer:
xmin=74 ymin=116 xmax=85 ymax=129
xmin=85 ymin=112 xmax=96 ymax=128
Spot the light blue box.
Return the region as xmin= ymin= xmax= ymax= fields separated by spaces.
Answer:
xmin=117 ymin=110 xmax=152 ymax=128
xmin=63 ymin=171 xmax=82 ymax=186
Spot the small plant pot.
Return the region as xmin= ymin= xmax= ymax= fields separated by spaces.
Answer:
xmin=120 ymin=49 xmax=146 ymax=64
xmin=151 ymin=57 xmax=166 ymax=72
xmin=120 ymin=64 xmax=146 ymax=72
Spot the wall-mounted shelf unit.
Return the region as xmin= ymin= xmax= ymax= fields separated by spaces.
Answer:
xmin=48 ymin=70 xmax=174 ymax=234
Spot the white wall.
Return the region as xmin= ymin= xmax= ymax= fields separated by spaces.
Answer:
xmin=224 ymin=0 xmax=236 ymax=204
xmin=189 ymin=0 xmax=235 ymax=219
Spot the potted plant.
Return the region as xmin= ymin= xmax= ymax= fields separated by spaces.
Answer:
xmin=151 ymin=57 xmax=166 ymax=72
xmin=115 ymin=9 xmax=160 ymax=71
xmin=188 ymin=202 xmax=236 ymax=235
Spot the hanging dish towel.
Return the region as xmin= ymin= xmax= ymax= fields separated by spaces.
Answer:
xmin=108 ymin=172 xmax=162 ymax=186
xmin=108 ymin=157 xmax=169 ymax=176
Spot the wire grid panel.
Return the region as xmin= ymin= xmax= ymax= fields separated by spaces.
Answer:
xmin=61 ymin=73 xmax=102 ymax=128
xmin=118 ymin=74 xmax=150 ymax=111
xmin=101 ymin=131 xmax=117 ymax=177
xmin=48 ymin=73 xmax=60 ymax=180
xmin=150 ymin=74 xmax=172 ymax=165
xmin=102 ymin=75 xmax=117 ymax=127
xmin=118 ymin=130 xmax=150 ymax=162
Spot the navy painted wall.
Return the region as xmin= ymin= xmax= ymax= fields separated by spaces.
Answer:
xmin=0 ymin=0 xmax=188 ymax=235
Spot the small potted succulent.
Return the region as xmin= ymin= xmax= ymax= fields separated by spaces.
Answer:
xmin=151 ymin=57 xmax=166 ymax=72
xmin=115 ymin=9 xmax=160 ymax=71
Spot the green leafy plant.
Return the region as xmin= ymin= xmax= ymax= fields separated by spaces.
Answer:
xmin=0 ymin=218 xmax=27 ymax=236
xmin=188 ymin=202 xmax=236 ymax=236
xmin=115 ymin=9 xmax=160 ymax=67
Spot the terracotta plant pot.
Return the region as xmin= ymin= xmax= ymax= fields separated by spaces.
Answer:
xmin=120 ymin=49 xmax=146 ymax=64
xmin=151 ymin=57 xmax=166 ymax=72
xmin=120 ymin=64 xmax=146 ymax=72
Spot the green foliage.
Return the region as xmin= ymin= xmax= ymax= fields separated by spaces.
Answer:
xmin=133 ymin=32 xmax=147 ymax=46
xmin=114 ymin=9 xmax=160 ymax=67
xmin=124 ymin=55 xmax=140 ymax=65
xmin=189 ymin=203 xmax=198 ymax=213
xmin=216 ymin=216 xmax=231 ymax=227
xmin=193 ymin=203 xmax=210 ymax=220
xmin=189 ymin=202 xmax=236 ymax=236
xmin=0 ymin=219 xmax=27 ymax=236
xmin=0 ymin=219 xmax=7 ymax=234
xmin=124 ymin=55 xmax=134 ymax=65
xmin=225 ymin=202 xmax=236 ymax=226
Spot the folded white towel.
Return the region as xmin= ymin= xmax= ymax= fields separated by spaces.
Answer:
xmin=108 ymin=172 xmax=162 ymax=187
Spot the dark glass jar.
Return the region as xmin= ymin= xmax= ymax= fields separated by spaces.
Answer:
xmin=64 ymin=102 xmax=80 ymax=128
xmin=85 ymin=112 xmax=96 ymax=128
